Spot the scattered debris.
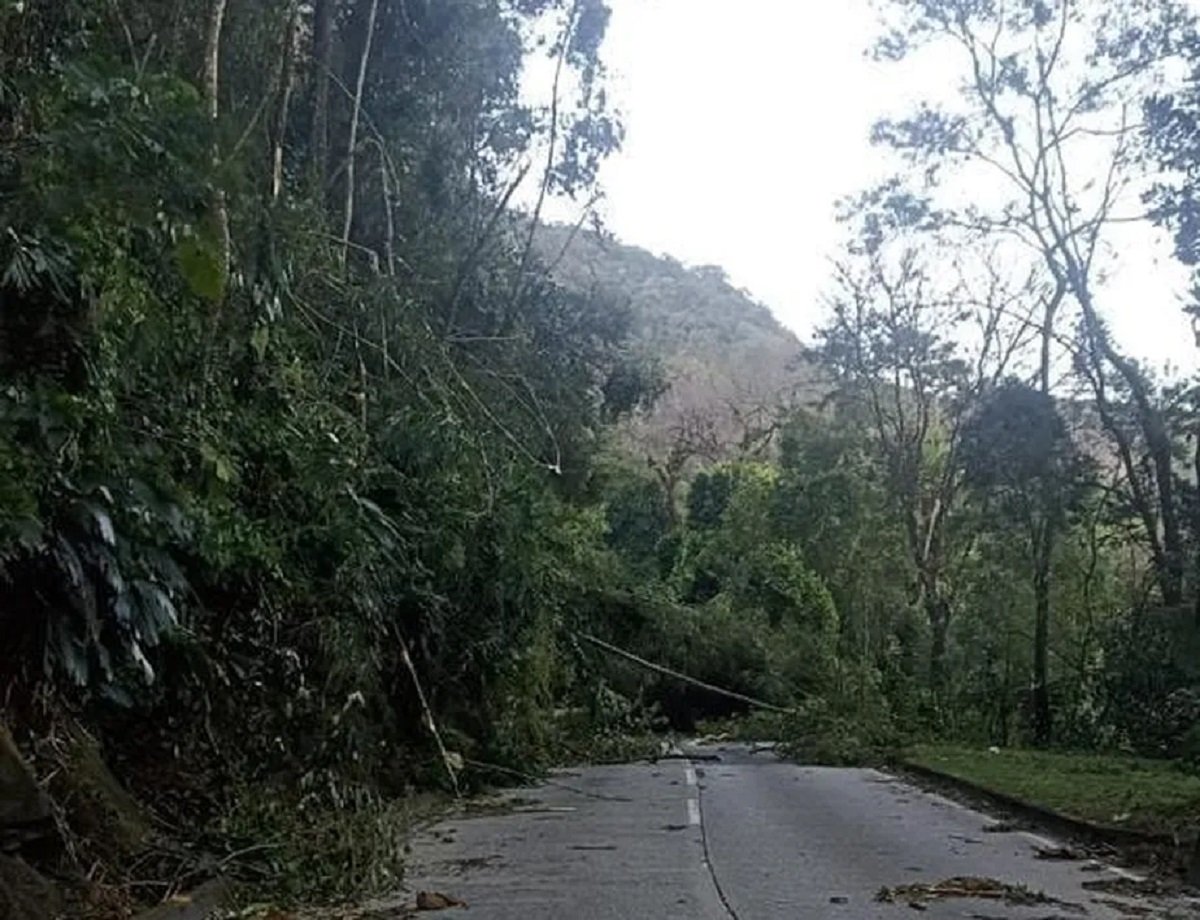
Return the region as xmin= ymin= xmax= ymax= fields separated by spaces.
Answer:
xmin=1082 ymin=876 xmax=1177 ymax=897
xmin=981 ymin=821 xmax=1016 ymax=833
xmin=132 ymin=879 xmax=231 ymax=920
xmin=415 ymin=890 xmax=467 ymax=911
xmin=875 ymin=876 xmax=1075 ymax=912
xmin=749 ymin=742 xmax=776 ymax=754
xmin=510 ymin=806 xmax=576 ymax=814
xmin=967 ymin=915 xmax=1082 ymax=920
xmin=442 ymin=855 xmax=501 ymax=874
xmin=1034 ymin=844 xmax=1083 ymax=860
xmin=949 ymin=833 xmax=983 ymax=845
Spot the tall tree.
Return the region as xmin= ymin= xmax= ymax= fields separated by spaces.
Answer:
xmin=819 ymin=245 xmax=1032 ymax=691
xmin=962 ymin=380 xmax=1084 ymax=743
xmin=869 ymin=0 xmax=1196 ymax=608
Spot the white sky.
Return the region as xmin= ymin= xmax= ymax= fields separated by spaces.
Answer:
xmin=531 ymin=0 xmax=1199 ymax=376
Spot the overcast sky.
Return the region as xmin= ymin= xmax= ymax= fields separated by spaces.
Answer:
xmin=532 ymin=0 xmax=1198 ymax=376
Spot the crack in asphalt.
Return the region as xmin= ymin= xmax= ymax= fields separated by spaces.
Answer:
xmin=691 ymin=760 xmax=742 ymax=920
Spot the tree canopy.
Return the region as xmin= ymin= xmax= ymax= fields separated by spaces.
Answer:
xmin=7 ymin=0 xmax=1200 ymax=913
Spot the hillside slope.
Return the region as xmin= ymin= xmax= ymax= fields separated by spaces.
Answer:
xmin=535 ymin=224 xmax=822 ymax=478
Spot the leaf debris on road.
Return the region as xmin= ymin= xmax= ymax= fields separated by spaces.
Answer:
xmin=1034 ymin=845 xmax=1083 ymax=860
xmin=875 ymin=876 xmax=1073 ymax=911
xmin=415 ymin=890 xmax=468 ymax=911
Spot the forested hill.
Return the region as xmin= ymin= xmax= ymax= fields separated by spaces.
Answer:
xmin=535 ymin=224 xmax=795 ymax=358
xmin=534 ymin=224 xmax=823 ymax=472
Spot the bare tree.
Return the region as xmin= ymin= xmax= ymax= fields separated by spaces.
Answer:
xmin=645 ymin=409 xmax=723 ymax=527
xmin=341 ymin=0 xmax=380 ymax=264
xmin=870 ymin=0 xmax=1195 ymax=607
xmin=820 ymin=246 xmax=1036 ymax=690
xmin=270 ymin=2 xmax=301 ymax=204
xmin=309 ymin=0 xmax=334 ymax=191
xmin=204 ymin=0 xmax=230 ymax=294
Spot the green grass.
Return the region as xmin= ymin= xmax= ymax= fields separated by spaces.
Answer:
xmin=905 ymin=744 xmax=1200 ymax=834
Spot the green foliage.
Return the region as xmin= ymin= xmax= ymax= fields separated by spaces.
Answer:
xmin=1097 ymin=607 xmax=1200 ymax=757
xmin=218 ymin=783 xmax=437 ymax=904
xmin=0 ymin=0 xmax=680 ymax=906
xmin=961 ymin=381 xmax=1088 ymax=534
xmin=600 ymin=464 xmax=672 ymax=577
xmin=7 ymin=0 xmax=1200 ymax=909
xmin=686 ymin=466 xmax=735 ymax=529
xmin=905 ymin=744 xmax=1200 ymax=835
xmin=779 ymin=665 xmax=901 ymax=766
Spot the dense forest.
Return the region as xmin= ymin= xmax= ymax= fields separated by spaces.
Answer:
xmin=6 ymin=0 xmax=1200 ymax=915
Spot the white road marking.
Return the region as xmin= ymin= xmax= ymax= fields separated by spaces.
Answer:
xmin=685 ymin=766 xmax=697 ymax=786
xmin=687 ymin=797 xmax=701 ymax=826
xmin=885 ymin=771 xmax=1151 ymax=885
xmin=1105 ymin=864 xmax=1145 ymax=882
xmin=1021 ymin=831 xmax=1061 ymax=850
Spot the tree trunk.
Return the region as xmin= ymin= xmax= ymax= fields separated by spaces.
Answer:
xmin=341 ymin=0 xmax=380 ymax=264
xmin=1108 ymin=345 xmax=1183 ymax=605
xmin=309 ymin=0 xmax=334 ymax=192
xmin=926 ymin=592 xmax=950 ymax=695
xmin=1073 ymin=277 xmax=1182 ymax=606
xmin=271 ymin=3 xmax=300 ymax=203
xmin=999 ymin=648 xmax=1012 ymax=747
xmin=649 ymin=463 xmax=681 ymax=529
xmin=1033 ymin=297 xmax=1057 ymax=746
xmin=204 ymin=0 xmax=230 ymax=291
xmin=1032 ymin=519 xmax=1052 ymax=746
xmin=1194 ymin=429 xmax=1200 ymax=625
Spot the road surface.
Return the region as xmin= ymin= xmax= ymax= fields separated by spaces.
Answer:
xmin=383 ymin=744 xmax=1198 ymax=918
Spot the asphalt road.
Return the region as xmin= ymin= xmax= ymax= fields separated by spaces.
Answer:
xmin=384 ymin=744 xmax=1200 ymax=919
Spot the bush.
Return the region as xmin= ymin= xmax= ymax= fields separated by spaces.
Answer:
xmin=1098 ymin=607 xmax=1200 ymax=756
xmin=778 ymin=663 xmax=901 ymax=765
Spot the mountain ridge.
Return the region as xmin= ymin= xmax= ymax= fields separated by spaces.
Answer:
xmin=534 ymin=223 xmax=822 ymax=480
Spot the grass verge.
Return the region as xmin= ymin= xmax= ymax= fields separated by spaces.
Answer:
xmin=904 ymin=744 xmax=1200 ymax=835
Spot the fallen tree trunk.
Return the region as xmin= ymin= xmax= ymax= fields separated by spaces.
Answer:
xmin=576 ymin=632 xmax=794 ymax=714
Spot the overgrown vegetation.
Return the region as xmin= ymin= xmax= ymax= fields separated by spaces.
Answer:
xmin=7 ymin=0 xmax=1200 ymax=915
xmin=0 ymin=0 xmax=658 ymax=910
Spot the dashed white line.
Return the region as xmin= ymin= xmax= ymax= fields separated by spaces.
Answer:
xmin=685 ymin=766 xmax=697 ymax=786
xmin=687 ymin=797 xmax=701 ymax=826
